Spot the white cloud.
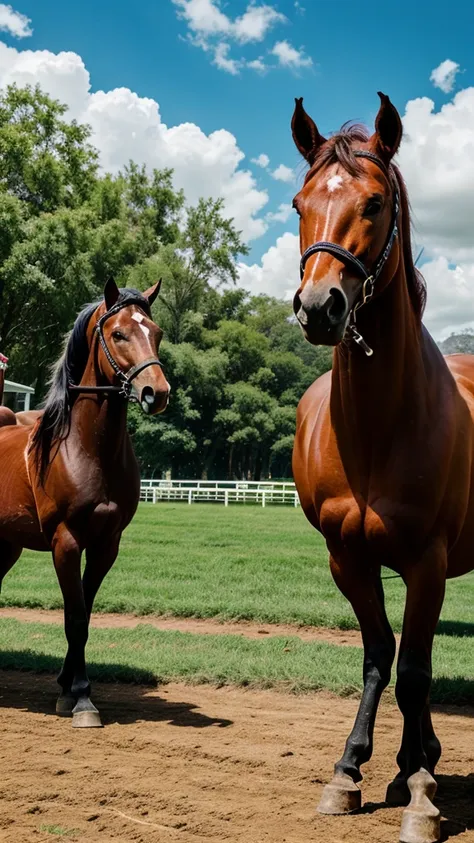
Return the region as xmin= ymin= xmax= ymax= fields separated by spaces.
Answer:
xmin=430 ymin=59 xmax=460 ymax=94
xmin=0 ymin=40 xmax=268 ymax=241
xmin=271 ymin=40 xmax=312 ymax=69
xmin=213 ymin=42 xmax=240 ymax=75
xmin=398 ymin=87 xmax=474 ymax=262
xmin=238 ymin=231 xmax=299 ymax=298
xmin=173 ymin=1 xmax=314 ymax=76
xmin=247 ymin=57 xmax=267 ymax=73
xmin=173 ymin=0 xmax=287 ymax=73
xmin=266 ymin=203 xmax=293 ymax=223
xmin=233 ymin=5 xmax=286 ymax=43
xmin=0 ymin=4 xmax=32 ymax=38
xmin=421 ymin=257 xmax=474 ymax=339
xmin=271 ymin=163 xmax=294 ymax=183
xmin=251 ymin=153 xmax=270 ymax=168
xmin=172 ymin=0 xmax=230 ymax=37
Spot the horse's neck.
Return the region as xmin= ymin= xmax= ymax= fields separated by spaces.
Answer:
xmin=70 ymin=359 xmax=129 ymax=467
xmin=331 ymin=266 xmax=427 ymax=452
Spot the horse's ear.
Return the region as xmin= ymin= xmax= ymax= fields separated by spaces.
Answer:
xmin=291 ymin=97 xmax=326 ymax=165
xmin=104 ymin=278 xmax=120 ymax=311
xmin=144 ymin=278 xmax=162 ymax=307
xmin=371 ymin=92 xmax=403 ymax=161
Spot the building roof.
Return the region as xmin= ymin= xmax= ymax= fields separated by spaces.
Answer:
xmin=4 ymin=379 xmax=35 ymax=395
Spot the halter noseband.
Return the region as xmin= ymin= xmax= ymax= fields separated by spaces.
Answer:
xmin=299 ymin=150 xmax=400 ymax=357
xmin=69 ymin=298 xmax=163 ymax=402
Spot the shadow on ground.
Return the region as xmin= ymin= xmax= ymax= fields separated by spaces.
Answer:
xmin=0 ymin=663 xmax=233 ymax=728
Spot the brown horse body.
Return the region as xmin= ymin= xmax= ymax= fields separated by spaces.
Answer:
xmin=0 ymin=281 xmax=169 ymax=726
xmin=291 ymin=94 xmax=473 ymax=843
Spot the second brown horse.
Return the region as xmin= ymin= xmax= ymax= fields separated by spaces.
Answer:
xmin=291 ymin=93 xmax=474 ymax=843
xmin=0 ymin=280 xmax=169 ymax=726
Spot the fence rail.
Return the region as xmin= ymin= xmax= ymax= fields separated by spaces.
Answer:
xmin=140 ymin=479 xmax=300 ymax=508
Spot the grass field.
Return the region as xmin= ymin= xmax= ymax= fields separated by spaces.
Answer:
xmin=0 ymin=618 xmax=472 ymax=702
xmin=2 ymin=503 xmax=473 ymax=634
xmin=1 ymin=503 xmax=473 ymax=700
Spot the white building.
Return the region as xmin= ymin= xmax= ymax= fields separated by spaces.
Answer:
xmin=2 ymin=379 xmax=34 ymax=411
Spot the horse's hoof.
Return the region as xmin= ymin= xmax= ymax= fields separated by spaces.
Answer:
xmin=56 ymin=694 xmax=75 ymax=717
xmin=399 ymin=808 xmax=440 ymax=843
xmin=399 ymin=769 xmax=440 ymax=843
xmin=317 ymin=773 xmax=362 ymax=814
xmin=72 ymin=709 xmax=103 ymax=728
xmin=72 ymin=699 xmax=102 ymax=728
xmin=386 ymin=776 xmax=410 ymax=806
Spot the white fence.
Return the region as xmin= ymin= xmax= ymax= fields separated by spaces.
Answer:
xmin=140 ymin=479 xmax=300 ymax=508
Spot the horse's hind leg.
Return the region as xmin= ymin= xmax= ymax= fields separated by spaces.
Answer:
xmin=52 ymin=524 xmax=102 ymax=728
xmin=0 ymin=540 xmax=22 ymax=591
xmin=317 ymin=557 xmax=396 ymax=814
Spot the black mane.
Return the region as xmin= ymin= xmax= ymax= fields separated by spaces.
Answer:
xmin=32 ymin=288 xmax=150 ymax=481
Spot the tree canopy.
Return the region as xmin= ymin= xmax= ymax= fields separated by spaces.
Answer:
xmin=0 ymin=83 xmax=332 ymax=479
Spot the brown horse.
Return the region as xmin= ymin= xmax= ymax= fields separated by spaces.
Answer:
xmin=291 ymin=92 xmax=474 ymax=843
xmin=0 ymin=279 xmax=169 ymax=727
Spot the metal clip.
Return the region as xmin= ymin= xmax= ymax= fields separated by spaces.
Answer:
xmin=361 ymin=276 xmax=374 ymax=306
xmin=347 ymin=324 xmax=373 ymax=357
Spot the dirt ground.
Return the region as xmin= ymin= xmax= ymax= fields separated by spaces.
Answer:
xmin=0 ymin=672 xmax=472 ymax=843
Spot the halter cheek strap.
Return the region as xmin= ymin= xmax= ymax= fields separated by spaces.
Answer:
xmin=299 ymin=150 xmax=400 ymax=357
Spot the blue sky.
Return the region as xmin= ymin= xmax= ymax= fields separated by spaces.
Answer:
xmin=6 ymin=0 xmax=472 ymax=261
xmin=1 ymin=1 xmax=474 ymax=336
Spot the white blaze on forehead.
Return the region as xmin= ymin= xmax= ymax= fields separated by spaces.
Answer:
xmin=132 ymin=311 xmax=151 ymax=338
xmin=327 ymin=174 xmax=343 ymax=192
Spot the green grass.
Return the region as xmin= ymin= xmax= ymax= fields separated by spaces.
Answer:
xmin=39 ymin=826 xmax=79 ymax=838
xmin=1 ymin=504 xmax=474 ymax=634
xmin=0 ymin=618 xmax=472 ymax=702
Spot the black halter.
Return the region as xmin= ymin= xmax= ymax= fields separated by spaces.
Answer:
xmin=68 ymin=298 xmax=163 ymax=401
xmin=299 ymin=151 xmax=399 ymax=356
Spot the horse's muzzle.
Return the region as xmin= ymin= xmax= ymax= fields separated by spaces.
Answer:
xmin=294 ymin=283 xmax=349 ymax=346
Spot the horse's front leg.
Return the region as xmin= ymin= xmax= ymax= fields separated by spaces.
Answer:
xmin=386 ymin=702 xmax=442 ymax=806
xmin=52 ymin=524 xmax=102 ymax=728
xmin=318 ymin=555 xmax=396 ymax=814
xmin=82 ymin=532 xmax=121 ymax=619
xmin=389 ymin=542 xmax=447 ymax=843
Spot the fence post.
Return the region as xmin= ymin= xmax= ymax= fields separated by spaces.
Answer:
xmin=188 ymin=489 xmax=192 ymax=505
xmin=153 ymin=488 xmax=156 ymax=504
xmin=262 ymin=490 xmax=266 ymax=508
xmin=224 ymin=489 xmax=229 ymax=507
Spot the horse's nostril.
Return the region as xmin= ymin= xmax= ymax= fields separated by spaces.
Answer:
xmin=327 ymin=287 xmax=349 ymax=325
xmin=140 ymin=386 xmax=155 ymax=413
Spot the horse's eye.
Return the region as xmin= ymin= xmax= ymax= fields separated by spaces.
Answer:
xmin=112 ymin=330 xmax=127 ymax=342
xmin=364 ymin=196 xmax=383 ymax=217
xmin=292 ymin=198 xmax=301 ymax=217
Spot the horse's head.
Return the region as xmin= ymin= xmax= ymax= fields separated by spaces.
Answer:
xmin=96 ymin=279 xmax=170 ymax=415
xmin=291 ymin=93 xmax=403 ymax=347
